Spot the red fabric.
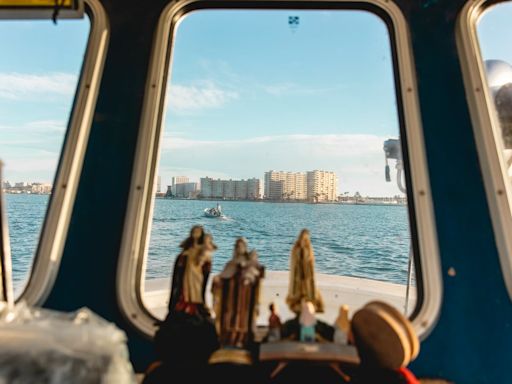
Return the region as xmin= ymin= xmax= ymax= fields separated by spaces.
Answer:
xmin=269 ymin=313 xmax=282 ymax=328
xmin=145 ymin=360 xmax=162 ymax=375
xmin=398 ymin=368 xmax=420 ymax=384
xmin=174 ymin=293 xmax=199 ymax=315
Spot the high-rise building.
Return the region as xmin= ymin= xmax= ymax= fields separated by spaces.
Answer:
xmin=223 ymin=180 xmax=235 ymax=199
xmin=157 ymin=176 xmax=161 ymax=193
xmin=166 ymin=180 xmax=198 ymax=198
xmin=247 ymin=178 xmax=260 ymax=199
xmin=264 ymin=171 xmax=307 ymax=200
xmin=171 ymin=176 xmax=190 ymax=195
xmin=265 ymin=170 xmax=337 ymax=201
xmin=264 ymin=171 xmax=285 ymax=200
xmin=200 ymin=177 xmax=211 ymax=198
xmin=172 ymin=176 xmax=189 ymax=185
xmin=307 ymin=170 xmax=338 ymax=202
xmin=235 ymin=180 xmax=248 ymax=199
xmin=212 ymin=179 xmax=224 ymax=198
xmin=177 ymin=183 xmax=198 ymax=198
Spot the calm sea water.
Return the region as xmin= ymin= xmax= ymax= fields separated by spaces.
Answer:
xmin=6 ymin=195 xmax=412 ymax=290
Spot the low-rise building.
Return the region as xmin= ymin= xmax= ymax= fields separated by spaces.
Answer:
xmin=167 ymin=181 xmax=198 ymax=198
xmin=31 ymin=183 xmax=52 ymax=194
xmin=200 ymin=177 xmax=260 ymax=199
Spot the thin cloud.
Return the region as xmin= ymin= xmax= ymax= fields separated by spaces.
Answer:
xmin=2 ymin=153 xmax=58 ymax=183
xmin=262 ymin=83 xmax=296 ymax=96
xmin=0 ymin=120 xmax=66 ymax=134
xmin=161 ymin=133 xmax=384 ymax=156
xmin=0 ymin=120 xmax=66 ymax=182
xmin=25 ymin=120 xmax=66 ymax=133
xmin=0 ymin=72 xmax=77 ymax=100
xmin=167 ymin=83 xmax=238 ymax=112
xmin=159 ymin=165 xmax=231 ymax=182
xmin=261 ymin=82 xmax=339 ymax=96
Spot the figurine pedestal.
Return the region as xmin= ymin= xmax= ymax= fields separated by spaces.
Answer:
xmin=259 ymin=341 xmax=359 ymax=380
xmin=209 ymin=348 xmax=252 ymax=365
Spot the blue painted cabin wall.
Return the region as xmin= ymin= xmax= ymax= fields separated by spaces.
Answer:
xmin=41 ymin=0 xmax=512 ymax=381
xmin=408 ymin=1 xmax=512 ymax=382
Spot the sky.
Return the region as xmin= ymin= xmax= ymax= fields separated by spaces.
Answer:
xmin=0 ymin=6 xmax=510 ymax=196
xmin=478 ymin=2 xmax=512 ymax=64
xmin=161 ymin=10 xmax=400 ymax=196
xmin=0 ymin=17 xmax=89 ymax=183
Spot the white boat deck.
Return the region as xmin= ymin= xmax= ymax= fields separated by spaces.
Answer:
xmin=143 ymin=271 xmax=416 ymax=325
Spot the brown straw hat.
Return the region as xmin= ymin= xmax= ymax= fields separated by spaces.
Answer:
xmin=365 ymin=301 xmax=420 ymax=360
xmin=351 ymin=301 xmax=419 ymax=370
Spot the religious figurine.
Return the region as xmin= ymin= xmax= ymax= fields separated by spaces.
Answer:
xmin=333 ymin=305 xmax=350 ymax=345
xmin=286 ymin=229 xmax=324 ymax=314
xmin=149 ymin=226 xmax=219 ymax=381
xmin=281 ymin=229 xmax=333 ymax=342
xmin=267 ymin=303 xmax=282 ymax=342
xmin=168 ymin=225 xmax=211 ymax=316
xmin=209 ymin=238 xmax=264 ymax=365
xmin=299 ymin=301 xmax=316 ymax=342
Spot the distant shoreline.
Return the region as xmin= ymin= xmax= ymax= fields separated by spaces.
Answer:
xmin=3 ymin=191 xmax=50 ymax=195
xmin=4 ymin=193 xmax=406 ymax=206
xmin=155 ymin=196 xmax=407 ymax=206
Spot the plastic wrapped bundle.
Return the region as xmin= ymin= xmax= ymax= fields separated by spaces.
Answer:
xmin=0 ymin=302 xmax=135 ymax=384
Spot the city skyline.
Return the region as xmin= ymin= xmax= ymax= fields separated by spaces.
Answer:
xmin=166 ymin=169 xmax=339 ymax=200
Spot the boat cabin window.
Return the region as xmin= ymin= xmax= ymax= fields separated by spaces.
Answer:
xmin=459 ymin=0 xmax=512 ymax=297
xmin=118 ymin=3 xmax=441 ymax=338
xmin=0 ymin=1 xmax=107 ymax=303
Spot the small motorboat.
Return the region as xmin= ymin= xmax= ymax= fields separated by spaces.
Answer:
xmin=204 ymin=203 xmax=224 ymax=218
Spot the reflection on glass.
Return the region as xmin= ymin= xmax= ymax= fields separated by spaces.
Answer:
xmin=478 ymin=3 xmax=512 ymax=180
xmin=0 ymin=19 xmax=90 ymax=294
xmin=144 ymin=10 xmax=416 ymax=322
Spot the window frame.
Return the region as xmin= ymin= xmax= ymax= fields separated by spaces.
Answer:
xmin=117 ymin=0 xmax=442 ymax=338
xmin=2 ymin=0 xmax=110 ymax=305
xmin=457 ymin=0 xmax=512 ymax=299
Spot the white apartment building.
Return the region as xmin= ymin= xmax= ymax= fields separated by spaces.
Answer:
xmin=31 ymin=183 xmax=52 ymax=194
xmin=235 ymin=180 xmax=248 ymax=199
xmin=167 ymin=182 xmax=198 ymax=198
xmin=170 ymin=176 xmax=190 ymax=195
xmin=307 ymin=170 xmax=338 ymax=202
xmin=265 ymin=170 xmax=337 ymax=201
xmin=264 ymin=171 xmax=307 ymax=200
xmin=247 ymin=178 xmax=260 ymax=199
xmin=223 ymin=180 xmax=235 ymax=199
xmin=200 ymin=177 xmax=260 ymax=199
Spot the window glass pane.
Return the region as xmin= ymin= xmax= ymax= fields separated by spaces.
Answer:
xmin=144 ymin=10 xmax=416 ymax=323
xmin=0 ymin=18 xmax=90 ymax=294
xmin=478 ymin=3 xmax=512 ymax=173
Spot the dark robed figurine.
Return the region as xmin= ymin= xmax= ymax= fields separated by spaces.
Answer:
xmin=209 ymin=238 xmax=264 ymax=365
xmin=168 ymin=225 xmax=214 ymax=316
xmin=149 ymin=226 xmax=219 ymax=381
